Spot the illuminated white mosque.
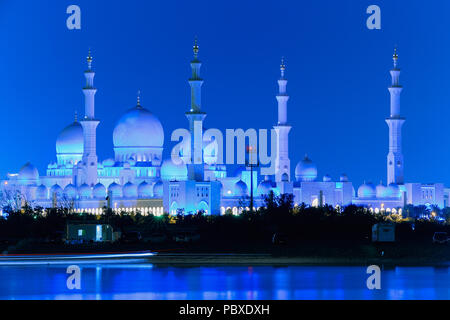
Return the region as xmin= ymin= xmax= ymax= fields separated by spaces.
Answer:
xmin=1 ymin=42 xmax=448 ymax=216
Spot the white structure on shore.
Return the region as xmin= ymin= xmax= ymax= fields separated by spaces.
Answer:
xmin=1 ymin=44 xmax=448 ymax=215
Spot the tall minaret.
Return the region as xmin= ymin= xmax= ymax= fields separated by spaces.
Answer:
xmin=185 ymin=38 xmax=206 ymax=181
xmin=80 ymin=49 xmax=100 ymax=186
xmin=274 ymin=58 xmax=292 ymax=182
xmin=386 ymin=48 xmax=405 ymax=185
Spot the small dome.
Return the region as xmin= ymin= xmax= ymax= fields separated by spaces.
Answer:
xmin=18 ymin=162 xmax=39 ymax=182
xmin=78 ymin=184 xmax=92 ymax=199
xmin=138 ymin=181 xmax=152 ymax=198
xmin=93 ymin=183 xmax=106 ymax=199
xmin=161 ymin=159 xmax=187 ymax=181
xmin=257 ymin=179 xmax=273 ymax=196
xmin=108 ymin=182 xmax=122 ymax=198
xmin=376 ymin=183 xmax=388 ymax=198
xmin=102 ymin=159 xmax=115 ymax=167
xmin=56 ymin=121 xmax=84 ymax=155
xmin=113 ymin=105 xmax=164 ymax=149
xmin=50 ymin=184 xmax=63 ymax=197
xmin=340 ymin=174 xmax=349 ymax=182
xmin=358 ymin=182 xmax=376 ymax=199
xmin=387 ymin=183 xmax=401 ymax=198
xmin=234 ymin=180 xmax=249 ymax=197
xmin=295 ymin=155 xmax=318 ymax=182
xmin=37 ymin=185 xmax=48 ymax=199
xmin=323 ymin=174 xmax=332 ymax=182
xmin=153 ymin=180 xmax=163 ymax=198
xmin=123 ymin=182 xmax=138 ymax=198
xmin=64 ymin=184 xmax=77 ymax=199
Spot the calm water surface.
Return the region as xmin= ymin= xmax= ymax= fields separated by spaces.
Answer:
xmin=0 ymin=263 xmax=448 ymax=300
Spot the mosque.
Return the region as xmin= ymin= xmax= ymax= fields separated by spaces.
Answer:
xmin=1 ymin=42 xmax=448 ymax=216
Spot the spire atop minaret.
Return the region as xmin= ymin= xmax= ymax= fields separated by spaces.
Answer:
xmin=188 ymin=37 xmax=204 ymax=113
xmin=87 ymin=48 xmax=93 ymax=70
xmin=193 ymin=37 xmax=199 ymax=61
xmin=276 ymin=57 xmax=289 ymax=122
xmin=137 ymin=90 xmax=142 ymax=108
xmin=74 ymin=111 xmax=78 ymax=123
xmin=280 ymin=57 xmax=286 ymax=79
xmin=393 ymin=47 xmax=399 ymax=69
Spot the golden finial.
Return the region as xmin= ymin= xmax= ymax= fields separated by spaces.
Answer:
xmin=137 ymin=90 xmax=141 ymax=107
xmin=87 ymin=48 xmax=93 ymax=69
xmin=280 ymin=57 xmax=286 ymax=78
xmin=393 ymin=47 xmax=398 ymax=68
xmin=193 ymin=37 xmax=199 ymax=58
xmin=74 ymin=111 xmax=78 ymax=122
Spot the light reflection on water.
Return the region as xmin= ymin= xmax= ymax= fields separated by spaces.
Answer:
xmin=0 ymin=264 xmax=448 ymax=300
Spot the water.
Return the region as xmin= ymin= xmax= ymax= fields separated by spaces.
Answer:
xmin=0 ymin=263 xmax=448 ymax=300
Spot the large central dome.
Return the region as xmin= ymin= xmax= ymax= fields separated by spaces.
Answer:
xmin=113 ymin=105 xmax=164 ymax=148
xmin=113 ymin=102 xmax=164 ymax=163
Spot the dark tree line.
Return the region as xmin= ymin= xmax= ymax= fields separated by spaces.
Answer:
xmin=0 ymin=191 xmax=448 ymax=246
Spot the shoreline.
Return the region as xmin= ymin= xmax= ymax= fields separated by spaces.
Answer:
xmin=145 ymin=253 xmax=450 ymax=267
xmin=0 ymin=251 xmax=448 ymax=267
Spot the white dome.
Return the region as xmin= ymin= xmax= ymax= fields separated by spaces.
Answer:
xmin=340 ymin=174 xmax=349 ymax=182
xmin=18 ymin=162 xmax=39 ymax=182
xmin=93 ymin=183 xmax=106 ymax=199
xmin=153 ymin=181 xmax=163 ymax=198
xmin=64 ymin=184 xmax=77 ymax=199
xmin=387 ymin=183 xmax=401 ymax=198
xmin=50 ymin=184 xmax=63 ymax=197
xmin=161 ymin=159 xmax=188 ymax=181
xmin=56 ymin=121 xmax=84 ymax=155
xmin=78 ymin=184 xmax=92 ymax=199
xmin=376 ymin=183 xmax=388 ymax=198
xmin=123 ymin=182 xmax=138 ymax=198
xmin=323 ymin=174 xmax=332 ymax=182
xmin=138 ymin=181 xmax=152 ymax=198
xmin=108 ymin=183 xmax=122 ymax=198
xmin=358 ymin=182 xmax=376 ymax=198
xmin=113 ymin=104 xmax=164 ymax=149
xmin=295 ymin=155 xmax=318 ymax=182
xmin=234 ymin=180 xmax=249 ymax=197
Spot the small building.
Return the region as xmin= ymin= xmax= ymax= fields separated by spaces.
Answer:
xmin=66 ymin=223 xmax=118 ymax=243
xmin=372 ymin=223 xmax=395 ymax=242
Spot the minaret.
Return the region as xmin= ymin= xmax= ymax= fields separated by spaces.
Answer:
xmin=386 ymin=48 xmax=405 ymax=185
xmin=274 ymin=58 xmax=292 ymax=182
xmin=185 ymin=38 xmax=206 ymax=181
xmin=80 ymin=49 xmax=100 ymax=186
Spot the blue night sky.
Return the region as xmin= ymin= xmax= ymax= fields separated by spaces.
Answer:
xmin=0 ymin=0 xmax=449 ymax=186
